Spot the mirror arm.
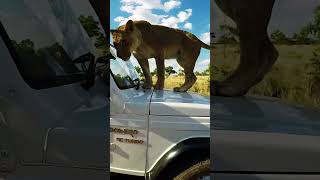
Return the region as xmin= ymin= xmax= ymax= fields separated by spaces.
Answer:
xmin=81 ymin=58 xmax=96 ymax=90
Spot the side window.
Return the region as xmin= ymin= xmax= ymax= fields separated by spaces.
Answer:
xmin=0 ymin=0 xmax=100 ymax=89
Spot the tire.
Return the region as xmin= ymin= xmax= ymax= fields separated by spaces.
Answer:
xmin=173 ymin=159 xmax=210 ymax=180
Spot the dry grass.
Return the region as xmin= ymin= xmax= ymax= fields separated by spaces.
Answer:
xmin=213 ymin=44 xmax=320 ymax=109
xmin=152 ymin=76 xmax=210 ymax=96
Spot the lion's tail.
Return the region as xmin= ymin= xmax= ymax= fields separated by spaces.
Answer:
xmin=198 ymin=40 xmax=215 ymax=50
xmin=190 ymin=33 xmax=215 ymax=50
xmin=185 ymin=31 xmax=214 ymax=50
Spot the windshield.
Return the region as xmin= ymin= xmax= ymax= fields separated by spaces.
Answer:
xmin=110 ymin=45 xmax=139 ymax=89
xmin=0 ymin=0 xmax=103 ymax=89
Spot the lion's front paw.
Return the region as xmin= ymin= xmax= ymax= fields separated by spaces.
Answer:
xmin=154 ymin=82 xmax=164 ymax=90
xmin=173 ymin=87 xmax=180 ymax=92
xmin=142 ymin=83 xmax=152 ymax=89
xmin=173 ymin=87 xmax=187 ymax=92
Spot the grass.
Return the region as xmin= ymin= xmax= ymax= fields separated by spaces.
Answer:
xmin=150 ymin=75 xmax=210 ymax=96
xmin=212 ymin=44 xmax=320 ymax=109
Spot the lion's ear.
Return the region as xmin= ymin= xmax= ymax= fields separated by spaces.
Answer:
xmin=110 ymin=29 xmax=117 ymax=35
xmin=125 ymin=20 xmax=134 ymax=32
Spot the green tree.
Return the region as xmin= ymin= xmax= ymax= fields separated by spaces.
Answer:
xmin=79 ymin=15 xmax=100 ymax=37
xmin=95 ymin=33 xmax=108 ymax=49
xmin=291 ymin=6 xmax=320 ymax=44
xmin=135 ymin=66 xmax=143 ymax=77
xmin=201 ymin=67 xmax=210 ymax=76
xmin=293 ymin=24 xmax=314 ymax=44
xmin=79 ymin=15 xmax=107 ymax=50
xmin=312 ymin=5 xmax=320 ymax=41
xmin=151 ymin=68 xmax=157 ymax=76
xmin=306 ymin=47 xmax=320 ymax=97
xmin=195 ymin=71 xmax=202 ymax=76
xmin=178 ymin=69 xmax=184 ymax=76
xmin=270 ymin=30 xmax=292 ymax=44
xmin=165 ymin=66 xmax=176 ymax=76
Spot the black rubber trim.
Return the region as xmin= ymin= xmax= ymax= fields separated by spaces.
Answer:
xmin=147 ymin=137 xmax=209 ymax=180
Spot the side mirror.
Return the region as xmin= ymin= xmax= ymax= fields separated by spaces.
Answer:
xmin=73 ymin=53 xmax=96 ymax=90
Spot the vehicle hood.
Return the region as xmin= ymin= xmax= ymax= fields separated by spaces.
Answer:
xmin=150 ymin=90 xmax=210 ymax=117
xmin=212 ymin=95 xmax=320 ymax=136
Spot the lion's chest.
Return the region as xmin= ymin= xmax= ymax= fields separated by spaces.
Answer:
xmin=133 ymin=44 xmax=155 ymax=59
xmin=133 ymin=44 xmax=180 ymax=60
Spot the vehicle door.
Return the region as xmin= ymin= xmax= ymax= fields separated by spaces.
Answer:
xmin=0 ymin=0 xmax=108 ymax=172
xmin=109 ymin=47 xmax=152 ymax=176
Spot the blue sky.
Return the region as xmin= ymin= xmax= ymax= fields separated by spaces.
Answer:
xmin=110 ymin=0 xmax=210 ymax=72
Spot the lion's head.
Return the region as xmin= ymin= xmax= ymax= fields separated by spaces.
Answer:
xmin=111 ymin=20 xmax=140 ymax=61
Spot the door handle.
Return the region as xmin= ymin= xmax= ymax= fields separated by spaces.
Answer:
xmin=0 ymin=89 xmax=15 ymax=127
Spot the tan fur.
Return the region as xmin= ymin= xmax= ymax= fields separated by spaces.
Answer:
xmin=111 ymin=20 xmax=213 ymax=92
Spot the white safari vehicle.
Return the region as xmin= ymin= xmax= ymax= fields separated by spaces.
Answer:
xmin=110 ymin=46 xmax=210 ymax=179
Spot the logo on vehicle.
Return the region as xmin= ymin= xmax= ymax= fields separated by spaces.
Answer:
xmin=110 ymin=128 xmax=144 ymax=144
xmin=110 ymin=128 xmax=138 ymax=137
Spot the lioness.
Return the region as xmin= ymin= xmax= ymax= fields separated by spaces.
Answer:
xmin=111 ymin=20 xmax=213 ymax=92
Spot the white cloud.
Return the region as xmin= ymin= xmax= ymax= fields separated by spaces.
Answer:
xmin=163 ymin=0 xmax=181 ymax=12
xmin=177 ymin=9 xmax=192 ymax=22
xmin=120 ymin=5 xmax=135 ymax=13
xmin=160 ymin=9 xmax=192 ymax=28
xmin=160 ymin=16 xmax=179 ymax=28
xmin=198 ymin=59 xmax=210 ymax=66
xmin=120 ymin=0 xmax=163 ymax=10
xmin=115 ymin=0 xmax=191 ymax=29
xmin=200 ymin=32 xmax=210 ymax=44
xmin=114 ymin=16 xmax=127 ymax=24
xmin=184 ymin=22 xmax=192 ymax=30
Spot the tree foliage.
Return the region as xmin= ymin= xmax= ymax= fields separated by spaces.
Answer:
xmin=165 ymin=66 xmax=176 ymax=76
xmin=79 ymin=15 xmax=100 ymax=37
xmin=134 ymin=66 xmax=143 ymax=77
xmin=79 ymin=15 xmax=107 ymax=49
xmin=178 ymin=69 xmax=185 ymax=76
xmin=271 ymin=30 xmax=292 ymax=44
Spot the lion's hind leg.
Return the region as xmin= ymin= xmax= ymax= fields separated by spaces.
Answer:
xmin=174 ymin=47 xmax=200 ymax=92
